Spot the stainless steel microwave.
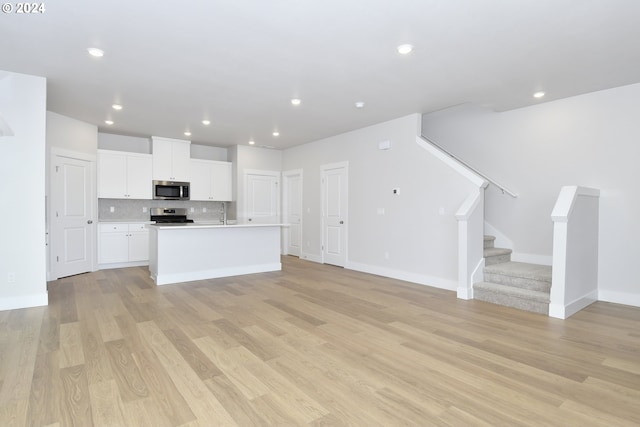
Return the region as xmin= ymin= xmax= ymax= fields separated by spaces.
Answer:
xmin=153 ymin=180 xmax=190 ymax=200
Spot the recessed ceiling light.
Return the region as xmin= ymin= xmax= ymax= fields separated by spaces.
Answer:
xmin=291 ymin=98 xmax=301 ymax=106
xmin=105 ymin=120 xmax=114 ymax=125
xmin=184 ymin=131 xmax=191 ymax=136
xmin=397 ymin=44 xmax=413 ymax=55
xmin=272 ymin=131 xmax=280 ymax=137
xmin=533 ymin=91 xmax=546 ymax=98
xmin=249 ymin=140 xmax=255 ymax=145
xmin=87 ymin=48 xmax=104 ymax=57
xmin=112 ymin=104 xmax=122 ymax=110
xmin=202 ymin=120 xmax=210 ymax=125
xmin=355 ymin=101 xmax=365 ymax=109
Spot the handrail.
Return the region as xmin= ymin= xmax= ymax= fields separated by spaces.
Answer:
xmin=419 ymin=134 xmax=518 ymax=198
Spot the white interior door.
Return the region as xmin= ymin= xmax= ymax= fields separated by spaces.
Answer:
xmin=284 ymin=170 xmax=302 ymax=256
xmin=321 ymin=162 xmax=348 ymax=267
xmin=245 ymin=170 xmax=280 ymax=224
xmin=52 ymin=154 xmax=94 ymax=278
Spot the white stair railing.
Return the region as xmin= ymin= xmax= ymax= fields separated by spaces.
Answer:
xmin=455 ymin=189 xmax=485 ymax=299
xmin=549 ymin=186 xmax=600 ymax=319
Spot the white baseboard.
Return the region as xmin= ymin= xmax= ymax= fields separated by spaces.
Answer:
xmin=511 ymin=252 xmax=553 ymax=266
xmin=346 ymin=261 xmax=457 ymax=291
xmin=0 ymin=293 xmax=48 ymax=311
xmin=98 ymin=261 xmax=149 ymax=270
xmin=155 ymin=262 xmax=282 ymax=286
xmin=300 ymin=252 xmax=322 ymax=263
xmin=549 ymin=290 xmax=598 ymax=319
xmin=598 ymin=290 xmax=640 ymax=308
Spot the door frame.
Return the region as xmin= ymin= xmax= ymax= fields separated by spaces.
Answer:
xmin=282 ymin=169 xmax=303 ymax=256
xmin=49 ymin=147 xmax=97 ymax=281
xmin=320 ymin=161 xmax=348 ymax=266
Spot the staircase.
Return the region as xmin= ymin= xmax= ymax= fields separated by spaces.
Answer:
xmin=474 ymin=236 xmax=552 ymax=315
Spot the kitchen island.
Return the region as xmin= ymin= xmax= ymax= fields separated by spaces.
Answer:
xmin=148 ymin=223 xmax=284 ymax=285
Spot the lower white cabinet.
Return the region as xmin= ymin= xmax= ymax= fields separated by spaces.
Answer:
xmin=99 ymin=223 xmax=149 ymax=266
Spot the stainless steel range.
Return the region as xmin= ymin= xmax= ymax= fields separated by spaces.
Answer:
xmin=150 ymin=208 xmax=194 ymax=224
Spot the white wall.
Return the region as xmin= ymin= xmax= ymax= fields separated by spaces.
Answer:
xmin=233 ymin=145 xmax=283 ymax=221
xmin=0 ymin=70 xmax=48 ymax=310
xmin=48 ymin=111 xmax=98 ymax=154
xmin=283 ymin=114 xmax=477 ymax=290
xmin=98 ymin=132 xmax=150 ymax=153
xmin=422 ymin=83 xmax=640 ymax=305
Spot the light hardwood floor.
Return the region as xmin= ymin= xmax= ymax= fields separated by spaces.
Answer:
xmin=1 ymin=256 xmax=639 ymax=426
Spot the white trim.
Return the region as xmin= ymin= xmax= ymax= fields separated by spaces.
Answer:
xmin=320 ymin=161 xmax=349 ymax=266
xmin=98 ymin=261 xmax=149 ymax=270
xmin=551 ymin=185 xmax=600 ymax=222
xmin=549 ymin=290 xmax=598 ymax=319
xmin=300 ymin=251 xmax=323 ymax=263
xmin=598 ymin=290 xmax=640 ymax=308
xmin=0 ymin=293 xmax=48 ymax=311
xmin=415 ymin=136 xmax=488 ymax=189
xmin=282 ymin=169 xmax=303 ymax=256
xmin=49 ymin=148 xmax=97 ymax=281
xmin=347 ymin=261 xmax=457 ymax=291
xmin=154 ymin=262 xmax=281 ymax=286
xmin=511 ymin=252 xmax=553 ymax=266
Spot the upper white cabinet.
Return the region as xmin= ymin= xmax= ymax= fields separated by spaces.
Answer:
xmin=98 ymin=150 xmax=152 ymax=199
xmin=190 ymin=159 xmax=233 ymax=201
xmin=152 ymin=137 xmax=191 ymax=181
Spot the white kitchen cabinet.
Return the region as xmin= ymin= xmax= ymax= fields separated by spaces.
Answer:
xmin=99 ymin=223 xmax=149 ymax=267
xmin=98 ymin=150 xmax=152 ymax=199
xmin=190 ymin=159 xmax=233 ymax=201
xmin=152 ymin=137 xmax=191 ymax=181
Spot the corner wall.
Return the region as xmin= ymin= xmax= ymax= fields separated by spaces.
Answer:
xmin=283 ymin=114 xmax=477 ymax=290
xmin=0 ymin=70 xmax=47 ymax=310
xmin=422 ymin=83 xmax=640 ymax=305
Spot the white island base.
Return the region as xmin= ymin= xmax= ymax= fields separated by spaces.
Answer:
xmin=148 ymin=223 xmax=283 ymax=285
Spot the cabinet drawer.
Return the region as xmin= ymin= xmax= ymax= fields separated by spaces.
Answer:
xmin=129 ymin=223 xmax=149 ymax=232
xmin=99 ymin=223 xmax=129 ymax=233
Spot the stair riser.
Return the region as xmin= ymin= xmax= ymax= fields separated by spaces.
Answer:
xmin=484 ymin=273 xmax=551 ymax=292
xmin=475 ymin=290 xmax=549 ymax=315
xmin=485 ymin=254 xmax=511 ymax=265
xmin=484 ymin=240 xmax=495 ymax=249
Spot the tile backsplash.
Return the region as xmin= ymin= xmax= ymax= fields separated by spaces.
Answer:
xmin=98 ymin=199 xmax=226 ymax=222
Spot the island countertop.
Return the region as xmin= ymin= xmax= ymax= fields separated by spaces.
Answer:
xmin=148 ymin=222 xmax=288 ymax=230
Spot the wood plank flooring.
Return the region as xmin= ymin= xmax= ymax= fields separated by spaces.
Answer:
xmin=1 ymin=256 xmax=639 ymax=426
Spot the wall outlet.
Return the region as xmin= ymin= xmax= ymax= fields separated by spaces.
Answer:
xmin=142 ymin=207 xmax=148 ymax=213
xmin=110 ymin=206 xmax=115 ymax=213
xmin=202 ymin=207 xmax=207 ymax=213
xmin=190 ymin=207 xmax=195 ymax=213
xmin=384 ymin=251 xmax=390 ymax=260
xmin=438 ymin=207 xmax=445 ymax=215
xmin=7 ymin=272 xmax=16 ymax=284
xmin=377 ymin=207 xmax=385 ymax=215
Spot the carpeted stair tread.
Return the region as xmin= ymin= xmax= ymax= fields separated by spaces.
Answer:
xmin=484 ymin=261 xmax=552 ymax=283
xmin=483 ymin=247 xmax=512 ymax=257
xmin=475 ymin=282 xmax=550 ymax=303
xmin=474 ymin=282 xmax=550 ymax=315
xmin=484 ymin=235 xmax=496 ymax=249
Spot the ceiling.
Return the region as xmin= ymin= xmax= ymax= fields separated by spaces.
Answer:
xmin=2 ymin=0 xmax=640 ymax=149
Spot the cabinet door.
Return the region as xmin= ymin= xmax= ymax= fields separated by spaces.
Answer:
xmin=152 ymin=139 xmax=173 ymax=181
xmin=190 ymin=159 xmax=212 ymax=201
xmin=99 ymin=231 xmax=129 ymax=263
xmin=211 ymin=162 xmax=232 ymax=201
xmin=98 ymin=151 xmax=127 ymax=198
xmin=128 ymin=231 xmax=149 ymax=262
xmin=171 ymin=142 xmax=191 ymax=181
xmin=127 ymin=155 xmax=153 ymax=199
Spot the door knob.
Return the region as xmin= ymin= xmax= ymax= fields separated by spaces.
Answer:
xmin=87 ymin=220 xmax=93 ymax=224
xmin=339 ymin=220 xmax=344 ymax=224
